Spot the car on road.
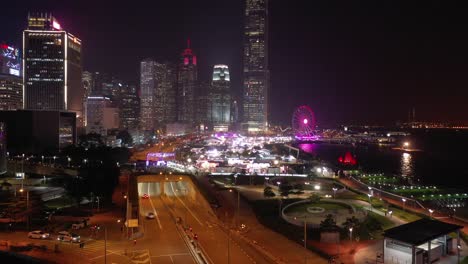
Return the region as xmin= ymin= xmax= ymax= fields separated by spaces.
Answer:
xmin=28 ymin=230 xmax=50 ymax=239
xmin=146 ymin=212 xmax=155 ymax=219
xmin=57 ymin=231 xmax=80 ymax=243
xmin=142 ymin=194 xmax=149 ymax=199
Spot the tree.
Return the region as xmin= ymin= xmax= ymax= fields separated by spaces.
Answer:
xmin=342 ymin=216 xmax=360 ymax=230
xmin=320 ymin=214 xmax=338 ymax=231
xmin=309 ymin=193 xmax=321 ymax=203
xmin=293 ymin=183 xmax=303 ymax=190
xmin=64 ymin=177 xmax=88 ymax=207
xmin=279 ymin=183 xmax=293 ymax=197
xmin=79 ymin=133 xmax=104 ymax=148
xmin=117 ymin=130 xmax=133 ymax=146
xmin=263 ymin=187 xmax=276 ymax=197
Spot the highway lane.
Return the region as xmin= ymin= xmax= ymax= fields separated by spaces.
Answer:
xmin=161 ymin=179 xmax=272 ymax=264
xmin=138 ymin=182 xmax=195 ymax=264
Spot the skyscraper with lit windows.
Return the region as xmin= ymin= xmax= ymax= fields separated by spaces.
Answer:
xmin=0 ymin=43 xmax=22 ymax=110
xmin=242 ymin=0 xmax=269 ymax=132
xmin=177 ymin=40 xmax=197 ymax=123
xmin=23 ymin=13 xmax=84 ymax=126
xmin=209 ymin=65 xmax=231 ymax=131
xmin=139 ymin=58 xmax=156 ymax=131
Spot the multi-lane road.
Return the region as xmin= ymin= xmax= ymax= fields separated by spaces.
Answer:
xmin=138 ymin=175 xmax=273 ymax=264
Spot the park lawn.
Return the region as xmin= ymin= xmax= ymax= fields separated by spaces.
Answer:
xmin=284 ymin=202 xmax=349 ymax=214
xmin=44 ymin=196 xmax=74 ymax=209
xmin=388 ymin=207 xmax=421 ymax=222
xmin=357 ymin=211 xmax=396 ymax=240
xmin=462 ymin=256 xmax=468 ymax=264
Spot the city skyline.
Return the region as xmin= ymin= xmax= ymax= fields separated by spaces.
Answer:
xmin=2 ymin=1 xmax=468 ymax=126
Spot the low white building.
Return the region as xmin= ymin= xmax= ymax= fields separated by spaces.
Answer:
xmin=383 ymin=219 xmax=462 ymax=264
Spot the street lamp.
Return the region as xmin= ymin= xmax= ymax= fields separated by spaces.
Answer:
xmin=349 ymin=227 xmax=353 ymax=242
xmin=403 ymin=142 xmax=410 ymax=149
xmin=388 ymin=210 xmax=393 ymax=218
xmin=234 ymin=174 xmax=238 ymax=185
xmin=53 ymin=156 xmax=57 ymax=166
xmin=21 ymin=153 xmax=25 ymax=173
xmin=332 ymin=187 xmax=338 ymax=198
xmin=41 ymin=155 xmax=44 ymax=164
xmin=428 ymin=209 xmax=434 ymax=219
xmin=67 ymin=157 xmax=71 ymax=167
xmin=402 ymin=198 xmax=406 ymax=211
xmin=367 ymin=193 xmax=372 ymax=208
xmin=19 ymin=188 xmax=30 ymax=230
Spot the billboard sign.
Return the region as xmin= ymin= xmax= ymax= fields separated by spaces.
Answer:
xmin=0 ymin=44 xmax=21 ymax=76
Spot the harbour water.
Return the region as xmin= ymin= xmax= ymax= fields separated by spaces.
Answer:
xmin=297 ymin=129 xmax=468 ymax=191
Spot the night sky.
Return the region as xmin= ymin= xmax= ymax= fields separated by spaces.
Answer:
xmin=2 ymin=1 xmax=468 ymax=126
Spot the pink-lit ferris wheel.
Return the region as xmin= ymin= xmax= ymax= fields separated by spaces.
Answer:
xmin=292 ymin=105 xmax=317 ymax=140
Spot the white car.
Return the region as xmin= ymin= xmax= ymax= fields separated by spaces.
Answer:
xmin=146 ymin=212 xmax=155 ymax=219
xmin=28 ymin=230 xmax=50 ymax=239
xmin=57 ymin=231 xmax=80 ymax=243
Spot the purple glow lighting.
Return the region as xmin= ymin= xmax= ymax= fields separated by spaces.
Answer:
xmin=146 ymin=152 xmax=176 ymax=161
xmin=303 ymin=118 xmax=308 ymax=124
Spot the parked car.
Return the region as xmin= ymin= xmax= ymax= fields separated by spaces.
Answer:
xmin=146 ymin=212 xmax=155 ymax=219
xmin=28 ymin=230 xmax=50 ymax=239
xmin=57 ymin=231 xmax=80 ymax=243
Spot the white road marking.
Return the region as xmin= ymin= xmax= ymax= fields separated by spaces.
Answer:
xmin=147 ymin=183 xmax=163 ymax=230
xmin=169 ymin=182 xmax=203 ymax=226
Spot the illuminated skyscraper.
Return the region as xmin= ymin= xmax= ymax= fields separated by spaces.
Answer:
xmin=23 ymin=13 xmax=84 ymax=126
xmin=154 ymin=62 xmax=177 ymax=126
xmin=177 ymin=40 xmax=198 ymax=123
xmin=243 ymin=0 xmax=269 ymax=132
xmin=0 ymin=43 xmax=22 ymax=110
xmin=139 ymin=58 xmax=156 ymax=131
xmin=209 ymin=65 xmax=231 ymax=131
xmin=120 ymin=84 xmax=140 ymax=130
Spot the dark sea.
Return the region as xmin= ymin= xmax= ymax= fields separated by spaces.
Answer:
xmin=296 ymin=129 xmax=468 ymax=191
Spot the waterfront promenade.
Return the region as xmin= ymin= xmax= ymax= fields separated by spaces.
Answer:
xmin=338 ymin=177 xmax=468 ymax=234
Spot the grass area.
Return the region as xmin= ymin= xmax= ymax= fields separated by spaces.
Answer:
xmin=386 ymin=207 xmax=422 ymax=222
xmin=284 ymin=202 xmax=350 ymax=214
xmin=462 ymin=256 xmax=468 ymax=264
xmin=44 ymin=196 xmax=74 ymax=209
xmin=355 ymin=211 xmax=396 ymax=240
xmin=250 ymin=199 xmax=331 ymax=259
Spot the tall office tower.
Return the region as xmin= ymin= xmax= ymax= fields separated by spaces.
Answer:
xmin=242 ymin=0 xmax=269 ymax=132
xmin=195 ymin=81 xmax=210 ymax=129
xmin=120 ymin=84 xmax=140 ymax=130
xmin=154 ymin=62 xmax=177 ymax=126
xmin=0 ymin=43 xmax=22 ymax=110
xmin=23 ymin=13 xmax=84 ymax=125
xmin=86 ymin=96 xmax=119 ymax=136
xmin=177 ymin=39 xmax=198 ymax=123
xmin=82 ymin=71 xmax=93 ymax=127
xmin=92 ymin=72 xmax=111 ymax=95
xmin=209 ymin=65 xmax=231 ymax=131
xmin=139 ymin=58 xmax=156 ymax=131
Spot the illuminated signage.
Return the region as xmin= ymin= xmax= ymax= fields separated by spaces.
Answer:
xmin=1 ymin=44 xmax=21 ymax=76
xmin=9 ymin=68 xmax=19 ymax=76
xmin=146 ymin=152 xmax=176 ymax=161
xmin=53 ymin=21 xmax=61 ymax=30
